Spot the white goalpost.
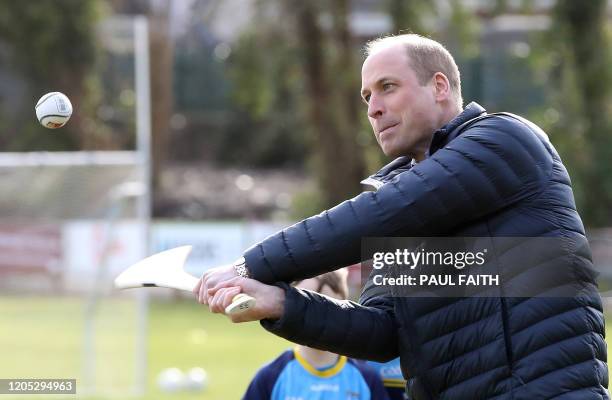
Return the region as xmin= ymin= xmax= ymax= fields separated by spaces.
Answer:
xmin=0 ymin=15 xmax=151 ymax=398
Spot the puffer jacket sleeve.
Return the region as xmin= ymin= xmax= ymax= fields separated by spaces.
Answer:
xmin=260 ymin=282 xmax=399 ymax=362
xmin=244 ymin=115 xmax=553 ymax=284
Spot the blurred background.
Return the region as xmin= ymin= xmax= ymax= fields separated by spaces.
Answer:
xmin=0 ymin=0 xmax=611 ymax=399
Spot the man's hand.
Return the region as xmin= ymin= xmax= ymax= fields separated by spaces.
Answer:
xmin=207 ymin=277 xmax=286 ymax=323
xmin=193 ymin=264 xmax=237 ymax=305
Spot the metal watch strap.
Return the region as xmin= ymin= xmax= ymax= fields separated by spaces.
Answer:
xmin=233 ymin=257 xmax=250 ymax=278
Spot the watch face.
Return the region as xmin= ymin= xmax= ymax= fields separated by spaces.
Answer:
xmin=234 ymin=257 xmax=248 ymax=277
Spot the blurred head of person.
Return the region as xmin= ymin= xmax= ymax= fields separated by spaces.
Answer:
xmin=293 ymin=268 xmax=349 ymax=301
xmin=291 ymin=269 xmax=350 ymax=365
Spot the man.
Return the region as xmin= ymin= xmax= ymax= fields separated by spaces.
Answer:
xmin=243 ymin=270 xmax=389 ymax=400
xmin=195 ymin=34 xmax=608 ymax=399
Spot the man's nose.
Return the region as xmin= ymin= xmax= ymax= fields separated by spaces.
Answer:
xmin=367 ymin=95 xmax=384 ymax=119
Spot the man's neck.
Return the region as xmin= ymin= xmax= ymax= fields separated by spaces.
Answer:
xmin=296 ymin=346 xmax=339 ymax=369
xmin=439 ymin=103 xmax=464 ymax=130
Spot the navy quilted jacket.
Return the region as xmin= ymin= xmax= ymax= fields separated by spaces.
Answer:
xmin=243 ymin=102 xmax=608 ymax=399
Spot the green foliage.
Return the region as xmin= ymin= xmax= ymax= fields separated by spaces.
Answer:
xmin=174 ymin=42 xmax=230 ymax=112
xmin=529 ymin=0 xmax=612 ymax=225
xmin=223 ymin=4 xmax=308 ymax=168
xmin=289 ymin=185 xmax=326 ymax=220
xmin=0 ymin=2 xmax=99 ymax=83
xmin=0 ymin=1 xmax=106 ymax=150
xmin=436 ymin=1 xmax=482 ymax=106
xmin=388 ymin=0 xmax=435 ymax=34
xmin=445 ymin=0 xmax=481 ymax=60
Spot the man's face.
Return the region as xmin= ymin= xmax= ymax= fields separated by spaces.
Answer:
xmin=361 ymin=45 xmax=439 ymax=159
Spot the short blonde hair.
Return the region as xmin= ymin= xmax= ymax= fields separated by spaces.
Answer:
xmin=365 ymin=34 xmax=463 ymax=107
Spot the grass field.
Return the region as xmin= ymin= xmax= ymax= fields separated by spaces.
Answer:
xmin=0 ymin=295 xmax=290 ymax=399
xmin=0 ymin=295 xmax=610 ymax=399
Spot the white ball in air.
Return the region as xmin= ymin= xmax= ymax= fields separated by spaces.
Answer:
xmin=35 ymin=92 xmax=73 ymax=129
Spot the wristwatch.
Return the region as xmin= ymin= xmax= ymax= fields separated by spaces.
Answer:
xmin=233 ymin=256 xmax=250 ymax=278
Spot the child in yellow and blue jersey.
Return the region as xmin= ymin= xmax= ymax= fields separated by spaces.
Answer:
xmin=243 ymin=270 xmax=389 ymax=400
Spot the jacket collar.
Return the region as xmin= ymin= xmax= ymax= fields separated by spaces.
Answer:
xmin=427 ymin=101 xmax=486 ymax=156
xmin=361 ymin=102 xmax=486 ymax=189
xmin=361 ymin=156 xmax=414 ymax=189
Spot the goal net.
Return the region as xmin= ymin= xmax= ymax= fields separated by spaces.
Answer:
xmin=0 ymin=16 xmax=151 ymax=398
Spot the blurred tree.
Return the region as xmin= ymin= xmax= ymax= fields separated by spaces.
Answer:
xmin=0 ymin=1 xmax=106 ymax=150
xmin=532 ymin=0 xmax=612 ymax=226
xmin=230 ymin=0 xmax=368 ymax=210
xmin=438 ymin=0 xmax=482 ymax=105
xmin=110 ymin=0 xmax=173 ymax=194
xmin=227 ymin=36 xmax=307 ymax=167
xmin=290 ymin=0 xmax=366 ymax=207
xmin=220 ymin=1 xmax=308 ymax=169
xmin=389 ymin=0 xmax=433 ymax=34
xmin=148 ymin=3 xmax=173 ymax=194
xmin=556 ymin=0 xmax=612 ymax=226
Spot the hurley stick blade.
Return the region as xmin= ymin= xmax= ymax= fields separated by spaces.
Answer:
xmin=114 ymin=245 xmax=197 ymax=291
xmin=114 ymin=245 xmax=257 ymax=315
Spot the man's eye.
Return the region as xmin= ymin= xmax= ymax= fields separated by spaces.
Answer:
xmin=382 ymin=83 xmax=393 ymax=90
xmin=363 ymin=94 xmax=371 ymax=103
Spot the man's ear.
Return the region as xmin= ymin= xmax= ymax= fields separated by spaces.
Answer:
xmin=432 ymin=72 xmax=451 ymax=102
